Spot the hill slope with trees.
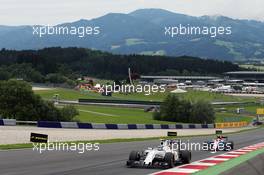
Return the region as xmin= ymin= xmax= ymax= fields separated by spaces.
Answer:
xmin=0 ymin=47 xmax=241 ymax=83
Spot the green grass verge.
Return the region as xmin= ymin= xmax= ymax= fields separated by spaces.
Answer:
xmin=35 ymin=88 xmax=110 ymax=101
xmin=0 ymin=143 xmax=34 ymax=150
xmin=215 ymin=112 xmax=253 ymax=123
xmin=71 ymin=104 xmax=254 ymax=124
xmin=194 ymin=147 xmax=264 ymax=175
xmin=36 ymin=88 xmax=257 ymax=124
xmin=74 ymin=105 xmax=175 ymax=124
xmin=221 ymin=103 xmax=264 ymax=114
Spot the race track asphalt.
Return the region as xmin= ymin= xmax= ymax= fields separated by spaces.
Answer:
xmin=0 ymin=128 xmax=264 ymax=175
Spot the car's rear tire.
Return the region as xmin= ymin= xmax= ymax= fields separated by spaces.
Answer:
xmin=180 ymin=150 xmax=191 ymax=164
xmin=164 ymin=152 xmax=175 ymax=168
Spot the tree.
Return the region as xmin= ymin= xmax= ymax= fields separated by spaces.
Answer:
xmin=45 ymin=73 xmax=67 ymax=84
xmin=190 ymin=101 xmax=215 ymax=124
xmin=0 ymin=68 xmax=11 ymax=80
xmin=0 ymin=47 xmax=241 ymax=81
xmin=0 ymin=80 xmax=79 ymax=121
xmin=154 ymin=94 xmax=215 ymax=123
xmin=7 ymin=63 xmax=44 ymax=82
xmin=60 ymin=105 xmax=79 ymax=121
xmin=0 ymin=80 xmax=58 ymax=120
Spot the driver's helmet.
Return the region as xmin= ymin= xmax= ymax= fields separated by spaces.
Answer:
xmin=170 ymin=140 xmax=173 ymax=145
xmin=160 ymin=140 xmax=165 ymax=146
xmin=217 ymin=135 xmax=224 ymax=140
xmin=161 ymin=140 xmax=171 ymax=147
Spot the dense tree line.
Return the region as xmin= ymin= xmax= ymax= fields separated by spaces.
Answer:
xmin=0 ymin=63 xmax=76 ymax=86
xmin=0 ymin=47 xmax=242 ymax=81
xmin=154 ymin=95 xmax=215 ymax=123
xmin=0 ymin=80 xmax=79 ymax=121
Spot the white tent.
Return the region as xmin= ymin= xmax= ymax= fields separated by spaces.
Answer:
xmin=170 ymin=89 xmax=187 ymax=94
xmin=94 ymin=84 xmax=101 ymax=88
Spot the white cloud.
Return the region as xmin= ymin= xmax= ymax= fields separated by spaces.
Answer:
xmin=0 ymin=0 xmax=263 ymax=25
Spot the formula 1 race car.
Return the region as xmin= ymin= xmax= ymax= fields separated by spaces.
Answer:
xmin=126 ymin=139 xmax=191 ymax=168
xmin=203 ymin=135 xmax=234 ymax=151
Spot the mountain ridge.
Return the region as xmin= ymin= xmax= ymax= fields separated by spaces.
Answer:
xmin=0 ymin=8 xmax=264 ymax=61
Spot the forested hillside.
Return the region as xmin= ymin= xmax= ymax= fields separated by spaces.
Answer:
xmin=0 ymin=47 xmax=241 ymax=83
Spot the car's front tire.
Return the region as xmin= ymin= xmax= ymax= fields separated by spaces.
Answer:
xmin=164 ymin=152 xmax=175 ymax=168
xmin=129 ymin=151 xmax=140 ymax=161
xmin=127 ymin=151 xmax=140 ymax=167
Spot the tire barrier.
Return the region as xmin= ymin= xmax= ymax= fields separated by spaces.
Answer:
xmin=0 ymin=119 xmax=16 ymax=126
xmin=37 ymin=121 xmax=215 ymax=129
xmin=215 ymin=121 xmax=248 ymax=128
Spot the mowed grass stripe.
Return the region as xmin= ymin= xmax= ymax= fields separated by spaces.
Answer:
xmin=75 ymin=105 xmax=174 ymax=124
xmin=35 ymin=88 xmax=254 ymax=102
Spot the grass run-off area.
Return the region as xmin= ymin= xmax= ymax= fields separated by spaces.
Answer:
xmin=215 ymin=112 xmax=253 ymax=123
xmin=35 ymin=88 xmax=256 ymax=102
xmin=73 ymin=105 xmax=173 ymax=124
xmin=68 ymin=104 xmax=254 ymax=124
xmin=35 ymin=88 xmax=258 ymax=124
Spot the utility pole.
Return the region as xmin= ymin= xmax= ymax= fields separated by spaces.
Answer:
xmin=128 ymin=67 xmax=133 ymax=85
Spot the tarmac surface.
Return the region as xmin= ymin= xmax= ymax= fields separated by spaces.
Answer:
xmin=0 ymin=126 xmax=251 ymax=144
xmin=0 ymin=127 xmax=263 ymax=175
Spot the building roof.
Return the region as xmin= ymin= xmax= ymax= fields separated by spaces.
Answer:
xmin=225 ymin=71 xmax=264 ymax=75
xmin=140 ymin=75 xmax=218 ymax=80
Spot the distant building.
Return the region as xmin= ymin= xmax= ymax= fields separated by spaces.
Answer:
xmin=225 ymin=71 xmax=264 ymax=82
xmin=140 ymin=75 xmax=219 ymax=84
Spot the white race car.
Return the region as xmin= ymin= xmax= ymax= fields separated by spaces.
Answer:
xmin=126 ymin=139 xmax=191 ymax=168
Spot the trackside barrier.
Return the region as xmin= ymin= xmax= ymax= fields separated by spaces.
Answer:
xmin=215 ymin=121 xmax=248 ymax=128
xmin=0 ymin=119 xmax=16 ymax=126
xmin=37 ymin=121 xmax=215 ymax=130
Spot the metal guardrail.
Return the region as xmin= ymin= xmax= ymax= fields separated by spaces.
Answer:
xmin=78 ymin=99 xmax=161 ymax=105
xmin=76 ymin=99 xmax=254 ymax=108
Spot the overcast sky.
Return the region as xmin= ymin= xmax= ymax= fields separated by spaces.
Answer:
xmin=0 ymin=0 xmax=263 ymax=25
